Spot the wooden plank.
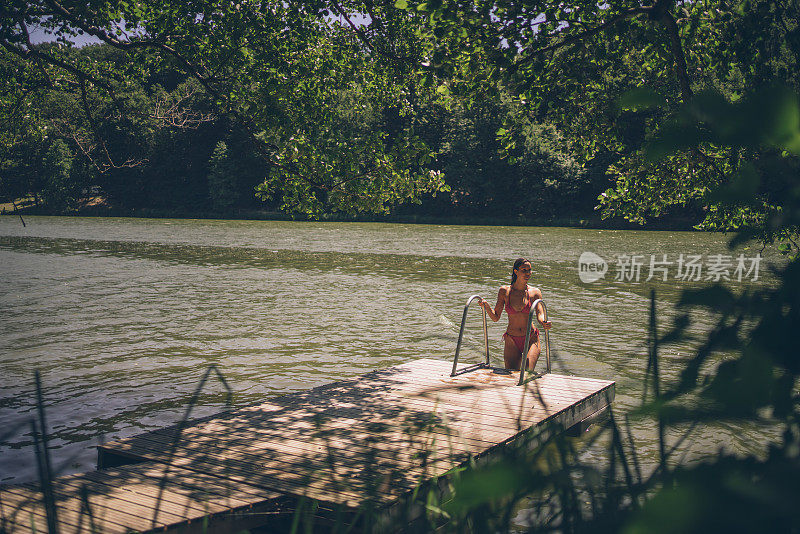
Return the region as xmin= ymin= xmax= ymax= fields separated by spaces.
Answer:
xmin=0 ymin=498 xmax=54 ymax=534
xmin=99 ymin=437 xmax=466 ymax=499
xmin=219 ymin=378 xmax=573 ymax=436
xmin=368 ymin=374 xmax=614 ymax=422
xmin=103 ymin=386 xmax=604 ymax=490
xmin=317 ymin=368 xmax=605 ymax=414
xmin=106 ymin=400 xmax=552 ymax=508
xmin=1 ymin=483 xmax=138 ymax=534
xmin=51 ymin=475 xmax=213 ymax=526
xmin=393 ymin=388 xmax=594 ymax=419
xmin=392 ymin=357 xmax=567 ymax=376
xmin=306 ymin=377 xmax=569 ymax=417
xmin=70 ymin=471 xmax=231 ymax=519
xmin=101 ymin=404 xmax=612 ymax=508
xmin=0 ymin=487 xmax=57 ymax=534
xmin=130 ymin=423 xmax=469 ymax=474
xmin=140 ymin=413 xmax=509 ymax=472
xmin=145 ymin=407 xmax=489 ymax=453
xmin=396 ymin=371 xmax=612 ymax=400
xmin=50 ymin=472 xmax=285 ymax=534
xmin=3 ymin=359 xmax=615 ymax=534
xmin=396 ymin=380 xmax=615 ymax=423
xmin=386 ymin=385 xmax=580 ymax=418
xmin=371 ymin=361 xmax=612 ymax=399
xmin=102 ymin=364 xmax=609 ymax=462
xmin=138 ymin=421 xmax=507 ymax=478
xmin=113 ymin=462 xmax=278 ymax=504
xmin=1 ymin=480 xmax=153 ymax=533
xmin=105 ymin=394 xmax=499 ymax=448
xmin=394 ymin=359 xmax=615 ymax=394
xmin=116 ymin=410 xmax=483 ymax=467
xmin=161 ymin=401 xmax=524 ymax=447
xmin=101 ymin=436 xmax=410 ymax=507
xmin=379 ymin=363 xmax=616 ymax=449
xmin=114 ymin=430 xmax=459 ymax=490
xmin=235 ymin=386 xmax=531 ymax=437
xmin=89 ymin=465 xmax=286 ymax=534
xmin=210 ymin=371 xmax=578 ymax=426
xmin=49 ymin=477 xmax=191 ymax=529
xmin=0 ymin=464 xmax=284 ymax=534
xmin=399 ymin=384 xmax=578 ymax=412
xmin=99 ymin=360 xmax=613 ymax=497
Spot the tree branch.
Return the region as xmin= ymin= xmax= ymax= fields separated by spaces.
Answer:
xmin=15 ymin=15 xmax=54 ymax=88
xmin=516 ymin=7 xmax=651 ymax=67
xmin=42 ymin=0 xmax=223 ymax=96
xmin=12 ymin=0 xmax=386 ymax=194
xmin=0 ymin=38 xmax=111 ymax=90
xmin=328 ymin=0 xmax=422 ymax=69
xmin=660 ymin=11 xmax=693 ymax=102
xmin=77 ymin=78 xmax=140 ymax=171
xmin=510 ymin=3 xmax=693 ymax=104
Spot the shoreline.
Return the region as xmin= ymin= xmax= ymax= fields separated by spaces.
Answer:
xmin=0 ymin=203 xmax=703 ymax=232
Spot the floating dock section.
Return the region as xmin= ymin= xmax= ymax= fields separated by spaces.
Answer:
xmin=1 ymin=358 xmax=614 ymax=532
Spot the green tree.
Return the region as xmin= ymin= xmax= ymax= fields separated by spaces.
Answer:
xmin=618 ymin=86 xmax=800 ymax=532
xmin=422 ymin=87 xmax=800 ymax=533
xmin=207 ymin=141 xmax=239 ymax=212
xmin=0 ymin=1 xmax=447 ymax=216
xmin=415 ymin=94 xmax=588 ymax=219
xmin=0 ymin=44 xmax=47 ymax=205
xmin=397 ymin=0 xmax=799 ymax=232
xmin=39 ymin=138 xmax=75 ymax=210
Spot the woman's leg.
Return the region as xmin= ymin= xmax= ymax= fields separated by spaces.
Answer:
xmin=503 ymin=335 xmax=522 ymax=369
xmin=524 ymin=335 xmax=542 ymax=371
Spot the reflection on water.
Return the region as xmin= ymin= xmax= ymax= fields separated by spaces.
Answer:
xmin=0 ymin=216 xmax=783 ymax=484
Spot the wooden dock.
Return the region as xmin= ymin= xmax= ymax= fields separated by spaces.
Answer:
xmin=0 ymin=358 xmax=614 ymax=533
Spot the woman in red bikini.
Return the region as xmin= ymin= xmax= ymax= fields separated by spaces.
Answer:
xmin=479 ymin=258 xmax=552 ymax=370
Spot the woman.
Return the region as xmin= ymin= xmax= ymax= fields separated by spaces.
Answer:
xmin=480 ymin=258 xmax=552 ymax=371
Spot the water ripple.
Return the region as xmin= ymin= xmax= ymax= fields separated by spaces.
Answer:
xmin=0 ymin=216 xmax=784 ymax=484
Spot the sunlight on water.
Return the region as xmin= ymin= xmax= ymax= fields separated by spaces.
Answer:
xmin=0 ymin=216 xmax=783 ymax=483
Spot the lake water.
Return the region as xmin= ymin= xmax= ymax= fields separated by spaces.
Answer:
xmin=0 ymin=216 xmax=781 ymax=485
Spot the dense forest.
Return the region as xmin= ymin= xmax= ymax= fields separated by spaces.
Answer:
xmin=0 ymin=42 xmax=605 ymax=224
xmin=2 ymin=0 xmax=796 ymax=231
xmin=0 ymin=44 xmax=596 ymax=223
xmin=2 ymin=1 xmax=800 ymax=532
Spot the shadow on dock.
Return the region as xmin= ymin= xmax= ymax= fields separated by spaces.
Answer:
xmin=1 ymin=360 xmax=614 ymax=533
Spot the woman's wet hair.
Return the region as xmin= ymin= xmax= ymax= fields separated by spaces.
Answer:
xmin=510 ymin=257 xmax=531 ymax=285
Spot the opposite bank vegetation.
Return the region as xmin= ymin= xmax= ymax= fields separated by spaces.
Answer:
xmin=2 ymin=0 xmax=800 ymax=532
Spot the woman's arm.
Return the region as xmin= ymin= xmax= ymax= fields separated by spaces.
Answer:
xmin=530 ymin=287 xmax=552 ymax=329
xmin=481 ymin=287 xmax=505 ymax=322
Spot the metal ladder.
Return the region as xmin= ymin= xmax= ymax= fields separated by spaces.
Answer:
xmin=450 ymin=295 xmax=551 ymax=385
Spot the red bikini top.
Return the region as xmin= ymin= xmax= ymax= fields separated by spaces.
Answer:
xmin=505 ymin=287 xmax=531 ymax=315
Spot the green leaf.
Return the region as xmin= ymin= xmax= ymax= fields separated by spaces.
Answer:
xmin=709 ymin=163 xmax=760 ymax=204
xmin=618 ymin=88 xmax=667 ymax=111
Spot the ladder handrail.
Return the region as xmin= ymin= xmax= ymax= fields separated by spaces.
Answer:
xmin=450 ymin=294 xmax=490 ymax=377
xmin=518 ymin=298 xmax=551 ymax=385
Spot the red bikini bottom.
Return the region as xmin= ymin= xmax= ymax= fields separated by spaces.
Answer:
xmin=503 ymin=328 xmax=539 ymax=353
